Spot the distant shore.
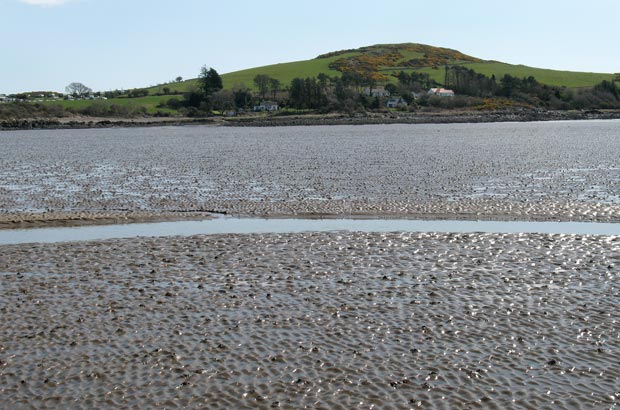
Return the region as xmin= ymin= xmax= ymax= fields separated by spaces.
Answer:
xmin=0 ymin=116 xmax=218 ymax=131
xmin=2 ymin=108 xmax=620 ymax=130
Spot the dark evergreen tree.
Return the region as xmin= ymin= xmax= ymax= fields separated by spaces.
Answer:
xmin=199 ymin=66 xmax=223 ymax=97
xmin=289 ymin=77 xmax=327 ymax=109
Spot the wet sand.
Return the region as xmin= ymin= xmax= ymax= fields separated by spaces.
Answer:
xmin=1 ymin=232 xmax=619 ymax=408
xmin=0 ymin=210 xmax=214 ymax=230
xmin=2 ymin=121 xmax=620 ymax=226
xmin=2 ymin=122 xmax=620 ymax=408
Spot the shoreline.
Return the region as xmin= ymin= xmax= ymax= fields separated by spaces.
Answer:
xmin=2 ymin=108 xmax=620 ymax=130
xmin=0 ymin=210 xmax=215 ymax=230
xmin=223 ymin=108 xmax=620 ymax=127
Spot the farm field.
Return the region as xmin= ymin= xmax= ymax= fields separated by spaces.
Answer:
xmin=43 ymin=95 xmax=178 ymax=114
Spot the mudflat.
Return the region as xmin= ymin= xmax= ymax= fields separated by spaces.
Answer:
xmin=1 ymin=121 xmax=620 ymax=225
xmin=1 ymin=122 xmax=620 ymax=408
xmin=1 ymin=232 xmax=619 ymax=408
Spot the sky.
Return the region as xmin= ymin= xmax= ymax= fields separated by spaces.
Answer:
xmin=1 ymin=0 xmax=619 ymax=94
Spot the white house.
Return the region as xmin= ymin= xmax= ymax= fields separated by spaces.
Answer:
xmin=363 ymin=86 xmax=390 ymax=98
xmin=254 ymin=101 xmax=279 ymax=112
xmin=0 ymin=94 xmax=7 ymax=103
xmin=428 ymin=88 xmax=455 ymax=97
xmin=386 ymin=96 xmax=408 ymax=108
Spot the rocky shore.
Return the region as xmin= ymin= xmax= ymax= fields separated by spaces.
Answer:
xmin=224 ymin=108 xmax=620 ymax=127
xmin=0 ymin=117 xmax=216 ymax=131
xmin=2 ymin=108 xmax=620 ymax=131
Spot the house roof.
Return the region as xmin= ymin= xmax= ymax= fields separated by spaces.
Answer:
xmin=428 ymin=88 xmax=454 ymax=94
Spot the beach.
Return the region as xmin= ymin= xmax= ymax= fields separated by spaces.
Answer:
xmin=1 ymin=121 xmax=620 ymax=408
xmin=1 ymin=232 xmax=619 ymax=408
xmin=2 ymin=121 xmax=620 ymax=225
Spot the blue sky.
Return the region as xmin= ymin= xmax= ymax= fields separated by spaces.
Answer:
xmin=1 ymin=0 xmax=619 ymax=94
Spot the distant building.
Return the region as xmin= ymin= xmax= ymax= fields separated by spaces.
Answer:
xmin=254 ymin=101 xmax=279 ymax=112
xmin=363 ymin=86 xmax=390 ymax=98
xmin=386 ymin=96 xmax=408 ymax=108
xmin=0 ymin=94 xmax=7 ymax=103
xmin=428 ymin=88 xmax=455 ymax=97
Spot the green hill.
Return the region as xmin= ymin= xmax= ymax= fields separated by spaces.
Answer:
xmin=148 ymin=43 xmax=614 ymax=94
xmin=42 ymin=43 xmax=614 ymax=115
xmin=146 ymin=54 xmax=347 ymax=95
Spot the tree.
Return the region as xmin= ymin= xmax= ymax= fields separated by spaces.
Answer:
xmin=175 ymin=76 xmax=183 ymax=83
xmin=334 ymin=78 xmax=359 ymax=114
xmin=128 ymin=88 xmax=149 ymax=98
xmin=289 ymin=76 xmax=327 ymax=110
xmin=385 ymin=83 xmax=398 ymax=95
xmin=254 ymin=74 xmax=271 ymax=99
xmin=212 ymin=90 xmax=236 ymax=112
xmin=198 ymin=66 xmax=223 ymax=97
xmin=317 ymin=73 xmax=330 ymax=89
xmin=184 ymin=90 xmax=204 ymax=108
xmin=594 ymin=80 xmax=619 ymax=100
xmin=444 ymin=66 xmax=497 ymax=97
xmin=289 ymin=78 xmax=304 ymax=109
xmin=233 ymin=88 xmax=253 ymax=109
xmin=65 ymin=82 xmax=92 ymax=97
xmin=269 ymin=78 xmax=280 ymax=100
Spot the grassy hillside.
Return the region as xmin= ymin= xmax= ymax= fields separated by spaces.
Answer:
xmin=45 ymin=95 xmax=178 ymax=115
xmin=211 ymin=43 xmax=613 ymax=90
xmin=147 ymin=81 xmax=195 ymax=95
xmin=459 ymin=62 xmax=613 ymax=88
xmin=140 ymin=44 xmax=613 ymax=97
xmin=146 ymin=53 xmax=350 ymax=94
xmin=221 ymin=54 xmax=350 ymax=90
xmin=403 ymin=62 xmax=613 ymax=89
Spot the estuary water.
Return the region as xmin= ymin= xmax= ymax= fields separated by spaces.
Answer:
xmin=1 ymin=216 xmax=620 ymax=245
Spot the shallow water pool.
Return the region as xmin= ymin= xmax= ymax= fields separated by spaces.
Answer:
xmin=1 ymin=216 xmax=619 ymax=245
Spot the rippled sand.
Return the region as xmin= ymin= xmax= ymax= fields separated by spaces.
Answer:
xmin=2 ymin=121 xmax=620 ymax=223
xmin=1 ymin=232 xmax=619 ymax=408
xmin=2 ymin=123 xmax=620 ymax=408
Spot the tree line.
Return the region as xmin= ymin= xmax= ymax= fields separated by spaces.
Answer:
xmin=444 ymin=66 xmax=620 ymax=109
xmin=46 ymin=64 xmax=620 ymax=119
xmin=168 ymin=65 xmax=619 ymax=117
